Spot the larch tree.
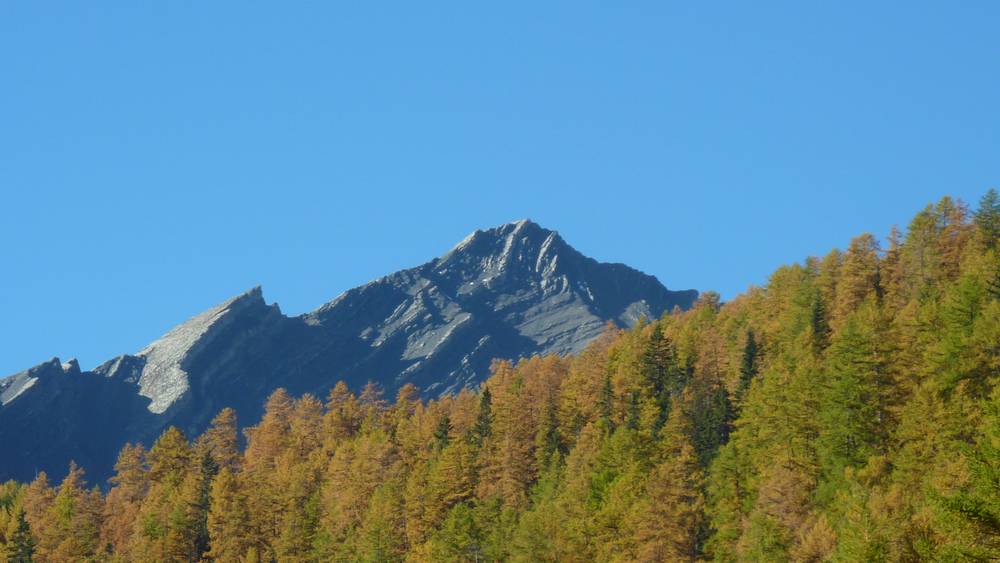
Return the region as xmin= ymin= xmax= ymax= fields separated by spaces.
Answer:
xmin=37 ymin=462 xmax=102 ymax=562
xmin=196 ymin=407 xmax=240 ymax=473
xmin=101 ymin=442 xmax=149 ymax=556
xmin=206 ymin=468 xmax=255 ymax=563
xmin=630 ymin=407 xmax=705 ymax=562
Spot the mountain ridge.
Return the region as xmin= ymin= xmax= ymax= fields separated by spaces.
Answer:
xmin=0 ymin=219 xmax=697 ymax=482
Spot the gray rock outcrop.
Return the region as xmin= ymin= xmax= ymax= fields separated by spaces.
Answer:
xmin=0 ymin=220 xmax=696 ymax=483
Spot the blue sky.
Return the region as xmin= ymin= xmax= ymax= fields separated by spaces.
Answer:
xmin=1 ymin=2 xmax=997 ymax=375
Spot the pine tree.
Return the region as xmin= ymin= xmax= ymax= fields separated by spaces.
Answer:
xmin=688 ymin=331 xmax=734 ymax=467
xmin=534 ymin=401 xmax=564 ymax=470
xmin=641 ymin=324 xmax=684 ymax=431
xmin=434 ymin=413 xmax=452 ymax=450
xmin=428 ymin=502 xmax=485 ymax=562
xmin=597 ymin=375 xmax=614 ymax=428
xmin=975 ymin=188 xmax=1000 ymax=249
xmin=810 ymin=291 xmax=831 ymax=354
xmin=189 ymin=451 xmax=218 ymax=559
xmin=688 ymin=384 xmax=733 ymax=468
xmin=735 ymin=328 xmax=759 ymax=404
xmin=4 ymin=507 xmax=35 ymax=563
xmin=470 ymin=385 xmax=493 ymax=447
xmin=936 ymin=387 xmax=1000 ymax=560
xmin=817 ymin=305 xmax=891 ymax=493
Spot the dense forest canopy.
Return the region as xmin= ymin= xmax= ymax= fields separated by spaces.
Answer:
xmin=2 ymin=191 xmax=1000 ymax=562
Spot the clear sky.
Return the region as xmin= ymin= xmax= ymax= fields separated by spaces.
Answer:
xmin=1 ymin=2 xmax=997 ymax=376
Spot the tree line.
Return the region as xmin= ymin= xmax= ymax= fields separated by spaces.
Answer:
xmin=2 ymin=190 xmax=999 ymax=561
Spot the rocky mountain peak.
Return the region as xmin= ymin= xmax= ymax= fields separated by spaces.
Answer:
xmin=436 ymin=219 xmax=569 ymax=282
xmin=135 ymin=285 xmax=276 ymax=414
xmin=0 ymin=358 xmax=55 ymax=406
xmin=0 ymin=221 xmax=696 ymax=483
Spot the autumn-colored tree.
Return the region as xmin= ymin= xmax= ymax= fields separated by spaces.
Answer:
xmin=101 ymin=442 xmax=149 ymax=556
xmin=832 ymin=233 xmax=881 ymax=325
xmin=315 ymin=426 xmax=397 ymax=558
xmin=476 ymin=361 xmax=537 ymax=510
xmin=127 ymin=426 xmax=214 ymax=562
xmin=630 ymin=407 xmax=704 ymax=561
xmin=243 ymin=388 xmax=294 ymax=472
xmin=19 ymin=472 xmax=54 ymax=556
xmin=206 ymin=468 xmax=255 ymax=562
xmin=196 ymin=407 xmax=240 ymax=473
xmin=35 ymin=462 xmax=102 ymax=562
xmin=323 ymin=381 xmax=363 ymax=450
xmin=7 ymin=190 xmax=1000 ymax=563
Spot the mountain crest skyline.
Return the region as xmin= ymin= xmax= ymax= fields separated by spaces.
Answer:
xmin=0 ymin=219 xmax=696 ymax=483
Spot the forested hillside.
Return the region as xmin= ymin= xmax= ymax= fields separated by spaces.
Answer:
xmin=3 ymin=192 xmax=1000 ymax=562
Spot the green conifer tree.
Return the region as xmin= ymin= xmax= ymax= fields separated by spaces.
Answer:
xmin=4 ymin=507 xmax=35 ymax=563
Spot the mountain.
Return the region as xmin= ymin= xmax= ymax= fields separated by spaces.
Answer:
xmin=0 ymin=220 xmax=696 ymax=483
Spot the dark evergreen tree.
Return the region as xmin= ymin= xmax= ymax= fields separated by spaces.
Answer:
xmin=191 ymin=451 xmax=219 ymax=558
xmin=937 ymin=389 xmax=1000 ymax=559
xmin=975 ymin=187 xmax=1000 ymax=248
xmin=817 ymin=308 xmax=889 ymax=495
xmin=470 ymin=386 xmax=493 ymax=446
xmin=434 ymin=414 xmax=452 ymax=450
xmin=688 ymin=386 xmax=733 ymax=468
xmin=534 ymin=402 xmax=564 ymax=470
xmin=626 ymin=390 xmax=641 ymax=431
xmin=597 ymin=375 xmax=615 ymax=430
xmin=642 ymin=325 xmax=685 ymax=432
xmin=735 ymin=329 xmax=759 ymax=404
xmin=4 ymin=507 xmax=35 ymax=563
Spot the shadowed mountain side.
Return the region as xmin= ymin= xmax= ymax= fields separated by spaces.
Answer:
xmin=0 ymin=220 xmax=697 ymax=483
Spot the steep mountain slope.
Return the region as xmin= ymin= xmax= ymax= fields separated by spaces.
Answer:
xmin=0 ymin=220 xmax=696 ymax=483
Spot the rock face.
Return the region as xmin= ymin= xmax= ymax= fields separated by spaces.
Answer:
xmin=0 ymin=220 xmax=696 ymax=483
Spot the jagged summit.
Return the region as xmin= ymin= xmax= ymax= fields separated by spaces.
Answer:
xmin=435 ymin=219 xmax=570 ymax=283
xmin=0 ymin=221 xmax=697 ymax=483
xmin=446 ymin=218 xmax=541 ymax=252
xmin=135 ymin=285 xmax=275 ymax=413
xmin=0 ymin=357 xmax=62 ymax=406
